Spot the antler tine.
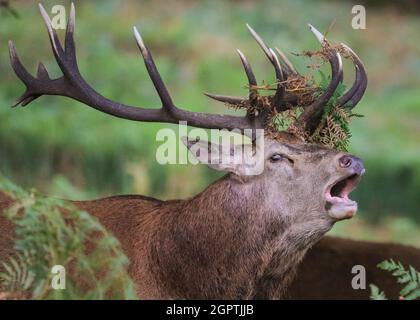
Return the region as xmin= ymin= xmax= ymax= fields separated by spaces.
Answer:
xmin=38 ymin=4 xmax=69 ymax=71
xmin=64 ymin=2 xmax=77 ymax=65
xmin=203 ymin=93 xmax=247 ymax=105
xmin=295 ymin=24 xmax=343 ymax=134
xmin=335 ymin=65 xmax=361 ymax=108
xmin=338 ymin=43 xmax=367 ymax=109
xmin=204 ymin=90 xmax=299 ymax=107
xmin=269 ymin=48 xmax=286 ymax=103
xmin=246 ymin=24 xmax=273 ymax=61
xmin=237 ymin=49 xmax=257 ymax=88
xmin=133 ymin=27 xmax=176 ymax=113
xmin=237 ymin=49 xmax=258 ymax=102
xmin=246 ymin=25 xmax=285 ymax=98
xmin=8 ymin=41 xmax=36 ymax=107
xmin=8 ymin=41 xmax=33 ymax=84
xmin=275 ymin=47 xmax=297 ymax=75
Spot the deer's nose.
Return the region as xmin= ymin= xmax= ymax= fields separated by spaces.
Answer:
xmin=338 ymin=155 xmax=365 ymax=174
xmin=339 ymin=155 xmax=353 ymax=168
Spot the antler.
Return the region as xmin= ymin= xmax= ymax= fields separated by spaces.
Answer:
xmin=294 ymin=24 xmax=344 ymax=134
xmin=9 ymin=3 xmax=367 ymax=139
xmin=9 ymin=3 xmax=259 ymax=132
xmin=206 ymin=24 xmax=367 ymax=136
xmin=337 ymin=43 xmax=367 ymax=109
xmin=205 ymin=24 xmax=301 ymax=112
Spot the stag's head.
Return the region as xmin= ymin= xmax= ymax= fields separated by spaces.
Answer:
xmin=9 ymin=4 xmax=367 ymax=224
xmin=180 ymin=25 xmax=367 ymax=223
xmin=183 ymin=133 xmax=365 ymax=223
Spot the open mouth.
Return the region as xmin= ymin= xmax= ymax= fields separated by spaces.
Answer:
xmin=325 ymin=173 xmax=362 ymax=219
xmin=326 ymin=174 xmax=361 ymax=205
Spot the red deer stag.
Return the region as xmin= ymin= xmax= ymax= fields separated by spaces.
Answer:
xmin=2 ymin=3 xmax=401 ymax=300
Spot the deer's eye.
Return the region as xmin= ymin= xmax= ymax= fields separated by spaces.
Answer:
xmin=270 ymin=153 xmax=293 ymax=163
xmin=270 ymin=154 xmax=283 ymax=162
xmin=270 ymin=153 xmax=294 ymax=164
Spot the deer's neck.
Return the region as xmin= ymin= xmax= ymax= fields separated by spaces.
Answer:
xmin=151 ymin=174 xmax=332 ymax=299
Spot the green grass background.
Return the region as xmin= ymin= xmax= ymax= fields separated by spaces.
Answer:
xmin=0 ymin=0 xmax=419 ymax=246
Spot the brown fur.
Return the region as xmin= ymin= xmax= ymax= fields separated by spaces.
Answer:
xmin=287 ymin=236 xmax=420 ymax=299
xmin=73 ymin=174 xmax=328 ymax=299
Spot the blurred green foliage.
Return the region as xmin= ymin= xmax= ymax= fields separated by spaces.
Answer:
xmin=0 ymin=175 xmax=137 ymax=299
xmin=0 ymin=0 xmax=419 ymax=245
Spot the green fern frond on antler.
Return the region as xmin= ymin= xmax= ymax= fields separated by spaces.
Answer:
xmin=308 ymin=71 xmax=363 ymax=151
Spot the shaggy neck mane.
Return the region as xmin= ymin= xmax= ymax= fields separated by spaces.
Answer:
xmin=152 ymin=174 xmax=331 ymax=299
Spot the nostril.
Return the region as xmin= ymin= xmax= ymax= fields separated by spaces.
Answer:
xmin=339 ymin=155 xmax=352 ymax=168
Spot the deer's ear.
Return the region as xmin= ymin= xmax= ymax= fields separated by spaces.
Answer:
xmin=181 ymin=136 xmax=245 ymax=175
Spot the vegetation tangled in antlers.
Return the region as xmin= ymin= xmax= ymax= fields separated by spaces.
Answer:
xmin=207 ymin=27 xmax=367 ymax=151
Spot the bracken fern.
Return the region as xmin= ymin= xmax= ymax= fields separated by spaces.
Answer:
xmin=0 ymin=175 xmax=138 ymax=300
xmin=370 ymin=259 xmax=420 ymax=300
xmin=309 ymin=71 xmax=363 ymax=151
